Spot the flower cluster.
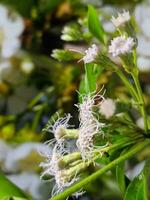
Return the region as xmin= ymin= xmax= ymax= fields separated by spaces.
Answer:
xmin=40 ymin=10 xmax=136 ymax=198
xmin=76 ymin=93 xmax=104 ymax=161
xmin=40 ymin=146 xmax=80 ymax=195
xmin=80 ymin=44 xmax=99 ymax=64
xmin=40 ymin=91 xmax=111 ymax=196
xmin=109 ymin=36 xmax=135 ymax=57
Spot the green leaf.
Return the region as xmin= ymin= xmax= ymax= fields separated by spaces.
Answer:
xmin=38 ymin=0 xmax=62 ymax=13
xmin=0 ymin=173 xmax=30 ymax=199
xmin=88 ymin=5 xmax=106 ymax=43
xmin=124 ymin=173 xmax=148 ymax=200
xmin=78 ymin=75 xmax=86 ymax=102
xmin=0 ymin=0 xmax=34 ymax=17
xmin=84 ymin=63 xmax=99 ymax=94
xmin=79 ymin=63 xmax=102 ymax=101
xmin=116 ymin=161 xmax=126 ymax=194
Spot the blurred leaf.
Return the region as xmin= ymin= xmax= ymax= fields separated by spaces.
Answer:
xmin=38 ymin=0 xmax=62 ymax=13
xmin=88 ymin=5 xmax=106 ymax=43
xmin=0 ymin=173 xmax=30 ymax=199
xmin=0 ymin=124 xmax=15 ymax=140
xmin=51 ymin=49 xmax=75 ymax=62
xmin=15 ymin=125 xmax=42 ymax=142
xmin=0 ymin=0 xmax=34 ymax=17
xmin=61 ymin=24 xmax=82 ymax=41
xmin=116 ymin=161 xmax=126 ymax=194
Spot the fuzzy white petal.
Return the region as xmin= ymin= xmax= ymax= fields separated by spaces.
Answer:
xmin=109 ymin=36 xmax=135 ymax=57
xmin=82 ymin=44 xmax=98 ymax=64
xmin=111 ymin=10 xmax=130 ymax=27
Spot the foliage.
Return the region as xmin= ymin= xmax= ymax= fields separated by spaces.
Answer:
xmin=0 ymin=1 xmax=150 ymax=200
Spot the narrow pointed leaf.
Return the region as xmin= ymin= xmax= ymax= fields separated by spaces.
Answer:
xmin=88 ymin=5 xmax=106 ymax=43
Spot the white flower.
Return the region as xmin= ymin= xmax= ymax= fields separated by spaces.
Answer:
xmin=54 ymin=170 xmax=79 ymax=195
xmin=76 ymin=44 xmax=98 ymax=64
xmin=76 ymin=93 xmax=104 ymax=161
xmin=40 ymin=146 xmax=61 ymax=178
xmin=81 ymin=44 xmax=99 ymax=64
xmin=0 ymin=4 xmax=24 ymax=58
xmin=100 ymin=98 xmax=116 ymax=119
xmin=109 ymin=36 xmax=135 ymax=57
xmin=77 ymin=122 xmax=100 ymax=161
xmin=40 ymin=146 xmax=79 ymax=196
xmin=45 ymin=114 xmax=72 ymax=143
xmin=111 ymin=10 xmax=130 ymax=27
xmin=69 ymin=44 xmax=99 ymax=64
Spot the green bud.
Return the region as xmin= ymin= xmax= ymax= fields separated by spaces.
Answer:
xmin=58 ymin=152 xmax=81 ymax=168
xmin=61 ymin=25 xmax=82 ymax=42
xmin=61 ymin=161 xmax=89 ymax=180
xmin=55 ymin=126 xmax=79 ymax=141
xmin=64 ymin=129 xmax=79 ymax=139
xmin=51 ymin=49 xmax=74 ymax=62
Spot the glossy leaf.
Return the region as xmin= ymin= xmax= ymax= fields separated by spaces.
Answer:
xmin=88 ymin=5 xmax=106 ymax=43
xmin=124 ymin=173 xmax=148 ymax=200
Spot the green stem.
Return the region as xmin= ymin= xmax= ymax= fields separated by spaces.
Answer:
xmin=116 ymin=69 xmax=139 ymax=101
xmin=132 ymin=71 xmax=148 ymax=133
xmin=50 ymin=140 xmax=150 ymax=200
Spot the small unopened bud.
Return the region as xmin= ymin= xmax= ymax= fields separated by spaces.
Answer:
xmin=58 ymin=152 xmax=81 ymax=168
xmin=61 ymin=26 xmax=82 ymax=41
xmin=51 ymin=49 xmax=74 ymax=62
